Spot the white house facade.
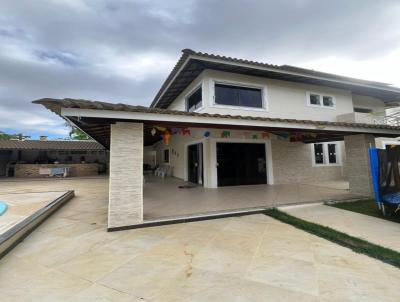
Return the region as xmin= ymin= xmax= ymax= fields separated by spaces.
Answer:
xmin=35 ymin=49 xmax=400 ymax=230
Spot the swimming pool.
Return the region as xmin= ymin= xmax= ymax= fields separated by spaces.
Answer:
xmin=0 ymin=201 xmax=7 ymax=215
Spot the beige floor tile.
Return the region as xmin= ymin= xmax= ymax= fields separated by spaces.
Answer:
xmin=151 ymin=267 xmax=243 ymax=302
xmin=65 ymin=283 xmax=139 ymax=302
xmin=1 ymin=177 xmax=399 ymax=302
xmin=236 ymin=279 xmax=320 ymax=302
xmin=246 ymin=255 xmax=319 ymax=297
xmin=97 ymin=257 xmax=186 ymax=300
xmin=56 ymin=246 xmax=136 ymax=282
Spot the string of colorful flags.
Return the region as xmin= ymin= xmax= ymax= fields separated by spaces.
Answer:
xmin=151 ymin=126 xmax=318 ymax=145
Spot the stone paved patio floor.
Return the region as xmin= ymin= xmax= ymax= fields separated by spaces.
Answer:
xmin=0 ymin=177 xmax=399 ymax=301
xmin=282 ymin=203 xmax=400 ymax=252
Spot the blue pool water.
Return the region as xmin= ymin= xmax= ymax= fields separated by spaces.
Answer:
xmin=0 ymin=201 xmax=7 ymax=215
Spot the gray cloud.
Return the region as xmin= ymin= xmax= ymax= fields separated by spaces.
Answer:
xmin=1 ymin=0 xmax=400 ymax=137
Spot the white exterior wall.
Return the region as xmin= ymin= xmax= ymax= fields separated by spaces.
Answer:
xmin=167 ymin=70 xmax=387 ymax=122
xmin=352 ymin=94 xmax=386 ymax=112
xmin=151 ymin=127 xmax=345 ymax=188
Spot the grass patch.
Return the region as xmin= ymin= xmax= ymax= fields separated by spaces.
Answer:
xmin=330 ymin=199 xmax=400 ymax=224
xmin=264 ymin=208 xmax=400 ymax=269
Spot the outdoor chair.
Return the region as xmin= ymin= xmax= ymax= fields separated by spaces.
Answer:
xmin=154 ymin=165 xmax=172 ymax=178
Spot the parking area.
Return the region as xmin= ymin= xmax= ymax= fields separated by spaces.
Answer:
xmin=0 ymin=177 xmax=399 ymax=301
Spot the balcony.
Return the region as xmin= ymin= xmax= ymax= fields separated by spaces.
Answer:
xmin=336 ymin=111 xmax=400 ymax=126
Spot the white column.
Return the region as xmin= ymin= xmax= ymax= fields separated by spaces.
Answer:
xmin=344 ymin=134 xmax=375 ymax=197
xmin=108 ymin=122 xmax=143 ymax=228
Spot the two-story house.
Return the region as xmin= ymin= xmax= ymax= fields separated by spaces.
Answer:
xmin=35 ymin=49 xmax=400 ymax=230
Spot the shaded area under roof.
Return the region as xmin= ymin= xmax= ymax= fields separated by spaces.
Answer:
xmin=33 ymin=98 xmax=400 ymax=149
xmin=0 ymin=139 xmax=105 ymax=151
xmin=151 ymin=49 xmax=400 ymax=109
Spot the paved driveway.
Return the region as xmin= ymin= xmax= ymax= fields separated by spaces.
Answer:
xmin=282 ymin=203 xmax=400 ymax=252
xmin=0 ymin=178 xmax=399 ymax=301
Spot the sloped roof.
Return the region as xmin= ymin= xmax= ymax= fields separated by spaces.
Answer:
xmin=33 ymin=98 xmax=400 ymax=131
xmin=151 ymin=49 xmax=400 ymax=109
xmin=33 ymin=98 xmax=400 ymax=148
xmin=0 ymin=139 xmax=105 ymax=151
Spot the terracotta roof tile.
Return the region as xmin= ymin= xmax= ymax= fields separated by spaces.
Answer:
xmin=0 ymin=139 xmax=104 ymax=150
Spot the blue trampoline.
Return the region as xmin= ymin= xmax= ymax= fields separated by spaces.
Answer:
xmin=369 ymin=147 xmax=400 ymax=215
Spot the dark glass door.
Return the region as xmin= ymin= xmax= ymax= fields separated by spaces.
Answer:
xmin=217 ymin=143 xmax=267 ymax=186
xmin=188 ymin=143 xmax=203 ymax=185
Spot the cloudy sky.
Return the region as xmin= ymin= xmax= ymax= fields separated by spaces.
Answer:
xmin=1 ymin=0 xmax=400 ymax=138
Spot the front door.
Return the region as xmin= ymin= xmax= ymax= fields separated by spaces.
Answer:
xmin=217 ymin=143 xmax=267 ymax=186
xmin=188 ymin=143 xmax=203 ymax=185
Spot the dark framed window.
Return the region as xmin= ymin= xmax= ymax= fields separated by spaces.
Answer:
xmin=313 ymin=142 xmax=340 ymax=165
xmin=308 ymin=92 xmax=335 ymax=108
xmin=328 ymin=144 xmax=337 ymax=164
xmin=309 ymin=94 xmax=321 ymax=105
xmin=163 ymin=149 xmax=170 ymax=163
xmin=215 ymin=83 xmax=263 ymax=108
xmin=314 ymin=143 xmax=324 ymax=164
xmin=186 ymin=87 xmax=202 ymax=112
xmin=354 ymin=107 xmax=372 ymax=113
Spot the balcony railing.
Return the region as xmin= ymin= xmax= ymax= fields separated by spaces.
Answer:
xmin=336 ymin=112 xmax=400 ymax=126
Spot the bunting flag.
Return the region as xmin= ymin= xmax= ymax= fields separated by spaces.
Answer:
xmin=204 ymin=131 xmax=210 ymax=138
xmin=151 ymin=128 xmax=156 ymax=136
xmin=252 ymin=134 xmax=258 ymax=139
xmin=162 ymin=132 xmax=171 ymax=145
xmin=155 ymin=126 xmax=167 ymax=132
xmin=170 ymin=127 xmax=181 ymax=134
xmin=221 ymin=130 xmax=230 ymax=138
xmin=261 ymin=132 xmax=269 ymax=139
xmin=181 ymin=128 xmax=191 ymax=136
xmin=277 ymin=132 xmax=290 ymax=141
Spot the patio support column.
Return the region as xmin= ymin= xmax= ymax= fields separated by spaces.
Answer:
xmin=344 ymin=134 xmax=375 ymax=197
xmin=108 ymin=122 xmax=143 ymax=229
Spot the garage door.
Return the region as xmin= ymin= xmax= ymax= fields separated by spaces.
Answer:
xmin=216 ymin=143 xmax=267 ymax=187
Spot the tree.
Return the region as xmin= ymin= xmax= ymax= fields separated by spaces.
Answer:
xmin=0 ymin=131 xmax=30 ymax=140
xmin=69 ymin=127 xmax=90 ymax=140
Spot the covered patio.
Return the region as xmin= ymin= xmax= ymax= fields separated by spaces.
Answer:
xmin=34 ymin=98 xmax=400 ymax=230
xmin=144 ymin=176 xmax=356 ymax=220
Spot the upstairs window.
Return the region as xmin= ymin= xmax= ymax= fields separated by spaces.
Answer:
xmin=215 ymin=83 xmax=263 ymax=108
xmin=354 ymin=107 xmax=373 ymax=113
xmin=307 ymin=92 xmax=335 ymax=108
xmin=186 ymin=87 xmax=202 ymax=112
xmin=312 ymin=142 xmax=340 ymax=166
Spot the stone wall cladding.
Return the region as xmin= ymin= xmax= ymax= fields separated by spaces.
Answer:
xmin=271 ymin=140 xmax=343 ymax=184
xmin=344 ymin=134 xmax=375 ymax=196
xmin=14 ymin=163 xmax=98 ymax=177
xmin=108 ymin=122 xmax=143 ymax=228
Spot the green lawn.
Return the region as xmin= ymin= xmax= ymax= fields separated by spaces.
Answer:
xmin=329 ymin=199 xmax=400 ymax=224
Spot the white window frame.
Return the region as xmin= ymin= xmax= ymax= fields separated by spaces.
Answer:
xmin=306 ymin=91 xmax=336 ymax=109
xmin=311 ymin=142 xmax=341 ymax=166
xmin=185 ymin=84 xmax=204 ymax=112
xmin=210 ymin=79 xmax=268 ymax=111
xmin=163 ymin=148 xmax=170 ymax=164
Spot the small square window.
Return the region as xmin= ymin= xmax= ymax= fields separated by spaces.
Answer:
xmin=309 ymin=94 xmax=321 ymax=105
xmin=323 ymin=96 xmax=334 ymax=107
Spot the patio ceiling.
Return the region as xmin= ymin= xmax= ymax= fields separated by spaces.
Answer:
xmin=65 ymin=115 xmax=394 ymax=148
